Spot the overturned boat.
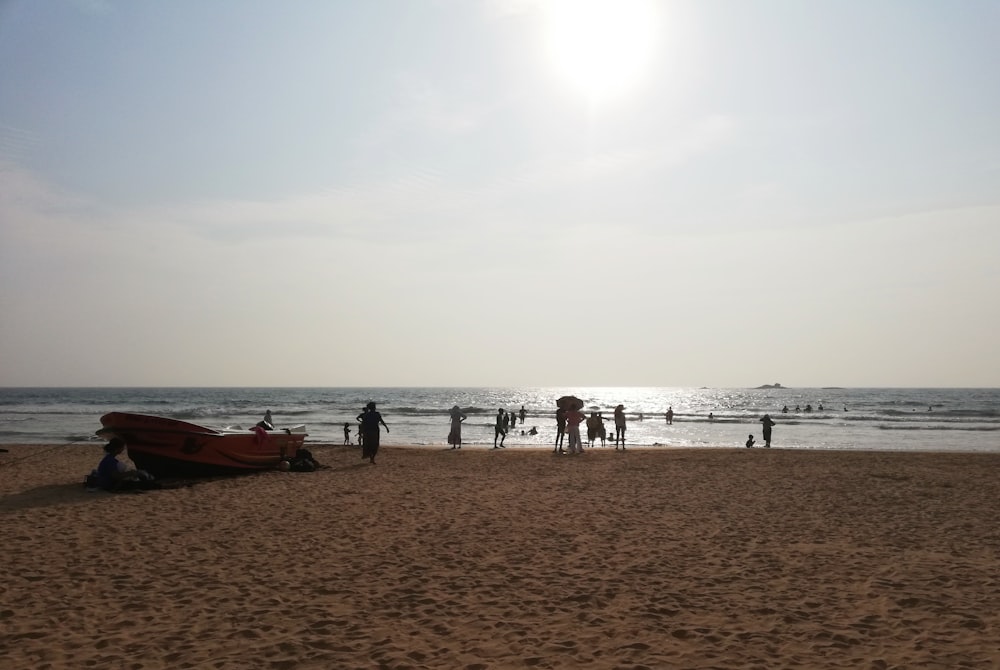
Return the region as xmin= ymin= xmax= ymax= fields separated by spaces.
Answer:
xmin=96 ymin=412 xmax=308 ymax=477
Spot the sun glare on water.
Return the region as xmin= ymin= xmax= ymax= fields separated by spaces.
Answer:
xmin=543 ymin=0 xmax=660 ymax=104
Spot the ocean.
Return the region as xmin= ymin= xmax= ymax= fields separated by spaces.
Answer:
xmin=0 ymin=387 xmax=997 ymax=452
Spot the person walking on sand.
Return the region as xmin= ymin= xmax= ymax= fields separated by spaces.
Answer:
xmin=565 ymin=403 xmax=587 ymax=454
xmin=358 ymin=402 xmax=389 ymax=464
xmin=494 ymin=408 xmax=507 ymax=449
xmin=448 ymin=405 xmax=467 ymax=450
xmin=760 ymin=414 xmax=776 ymax=448
xmin=554 ymin=406 xmax=567 ymax=453
xmin=613 ymin=404 xmax=627 ymax=450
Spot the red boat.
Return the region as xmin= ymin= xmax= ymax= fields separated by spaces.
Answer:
xmin=96 ymin=412 xmax=308 ymax=477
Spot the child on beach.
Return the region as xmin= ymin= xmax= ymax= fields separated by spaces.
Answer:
xmin=746 ymin=434 xmax=755 ymax=449
xmin=343 ymin=422 xmax=351 ymax=445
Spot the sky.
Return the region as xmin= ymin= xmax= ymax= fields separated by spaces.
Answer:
xmin=1 ymin=0 xmax=998 ymax=388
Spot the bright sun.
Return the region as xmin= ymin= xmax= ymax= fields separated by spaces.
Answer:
xmin=543 ymin=0 xmax=659 ymax=103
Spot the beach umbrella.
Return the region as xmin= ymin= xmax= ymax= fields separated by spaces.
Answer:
xmin=556 ymin=395 xmax=583 ymax=410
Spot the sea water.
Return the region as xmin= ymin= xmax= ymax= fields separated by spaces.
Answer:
xmin=0 ymin=387 xmax=997 ymax=452
xmin=0 ymin=387 xmax=1000 ymax=451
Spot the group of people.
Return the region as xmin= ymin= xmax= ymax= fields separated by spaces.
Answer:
xmin=341 ymin=400 xmax=785 ymax=456
xmin=553 ymin=403 xmax=629 ymax=454
xmin=337 ymin=403 xmax=391 ymax=464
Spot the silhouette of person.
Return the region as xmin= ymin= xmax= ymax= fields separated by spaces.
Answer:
xmin=665 ymin=406 xmax=673 ymax=424
xmin=519 ymin=406 xmax=526 ymax=425
xmin=528 ymin=426 xmax=538 ymax=436
xmin=760 ymin=414 xmax=776 ymax=448
xmin=746 ymin=434 xmax=755 ymax=449
xmin=343 ymin=422 xmax=351 ymax=445
xmin=554 ymin=406 xmax=567 ymax=453
xmin=356 ymin=408 xmax=365 ymax=450
xmin=358 ymin=402 xmax=388 ymax=464
xmin=448 ymin=405 xmax=467 ymax=450
xmin=565 ymin=403 xmax=587 ymax=454
xmin=613 ymin=404 xmax=627 ymax=450
xmin=494 ymin=409 xmax=507 ymax=449
xmin=586 ymin=412 xmax=600 ymax=447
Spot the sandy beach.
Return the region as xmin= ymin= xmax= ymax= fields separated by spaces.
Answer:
xmin=2 ymin=444 xmax=999 ymax=669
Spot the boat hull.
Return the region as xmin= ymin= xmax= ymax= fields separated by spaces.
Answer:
xmin=97 ymin=412 xmax=308 ymax=477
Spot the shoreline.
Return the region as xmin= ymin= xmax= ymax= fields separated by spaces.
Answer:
xmin=4 ymin=440 xmax=1000 ymax=454
xmin=3 ymin=445 xmax=1000 ymax=668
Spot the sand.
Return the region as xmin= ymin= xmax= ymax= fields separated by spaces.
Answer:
xmin=2 ymin=444 xmax=999 ymax=669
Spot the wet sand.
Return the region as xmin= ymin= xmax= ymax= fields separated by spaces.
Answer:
xmin=2 ymin=444 xmax=999 ymax=669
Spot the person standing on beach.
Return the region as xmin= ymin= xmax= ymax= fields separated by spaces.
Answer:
xmin=760 ymin=414 xmax=776 ymax=448
xmin=358 ymin=402 xmax=389 ymax=464
xmin=665 ymin=406 xmax=673 ymax=425
xmin=343 ymin=422 xmax=352 ymax=445
xmin=565 ymin=403 xmax=587 ymax=454
xmin=613 ymin=404 xmax=627 ymax=450
xmin=494 ymin=409 xmax=507 ymax=449
xmin=586 ymin=412 xmax=600 ymax=447
xmin=519 ymin=405 xmax=526 ymax=425
xmin=448 ymin=405 xmax=467 ymax=450
xmin=554 ymin=406 xmax=567 ymax=453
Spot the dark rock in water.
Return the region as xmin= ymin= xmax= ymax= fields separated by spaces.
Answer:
xmin=756 ymin=383 xmax=783 ymax=389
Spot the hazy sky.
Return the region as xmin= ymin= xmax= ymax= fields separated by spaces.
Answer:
xmin=1 ymin=0 xmax=998 ymax=388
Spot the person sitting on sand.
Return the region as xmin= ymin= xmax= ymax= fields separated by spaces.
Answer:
xmin=93 ymin=438 xmax=157 ymax=491
xmin=528 ymin=426 xmax=538 ymax=436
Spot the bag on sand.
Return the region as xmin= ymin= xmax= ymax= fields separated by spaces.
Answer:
xmin=289 ymin=448 xmax=320 ymax=472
